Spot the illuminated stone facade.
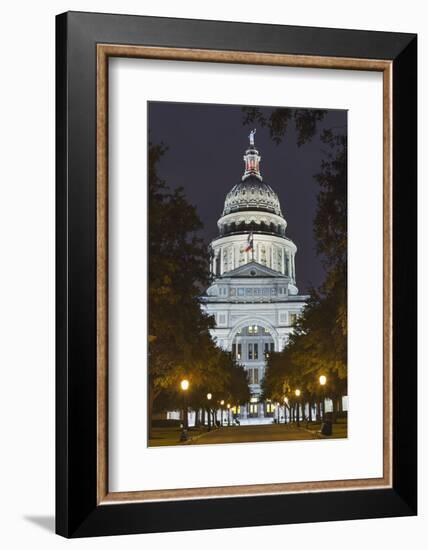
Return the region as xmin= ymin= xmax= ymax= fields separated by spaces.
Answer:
xmin=201 ymin=132 xmax=308 ymax=420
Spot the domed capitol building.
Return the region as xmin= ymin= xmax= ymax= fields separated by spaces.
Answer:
xmin=201 ymin=130 xmax=308 ymax=422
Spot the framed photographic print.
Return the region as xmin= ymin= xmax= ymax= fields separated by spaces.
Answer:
xmin=56 ymin=11 xmax=417 ymax=537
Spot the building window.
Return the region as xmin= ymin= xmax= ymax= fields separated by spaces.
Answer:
xmin=266 ymin=402 xmax=275 ymax=414
xmin=248 ymin=368 xmax=259 ymax=384
xmin=254 ymin=343 xmax=259 ymax=360
xmin=254 ymin=368 xmax=259 ymax=384
xmin=248 ymin=343 xmax=253 ymax=360
xmin=264 ymin=342 xmax=275 ymax=358
xmin=238 ymin=288 xmax=245 ymax=296
xmin=245 ymin=288 xmax=252 ymax=296
xmin=249 ymin=403 xmax=258 ymax=415
xmin=219 ymin=314 xmax=226 ymax=324
xmin=290 ymin=313 xmax=297 ymax=325
xmin=248 ymin=325 xmax=259 ymax=335
xmin=239 ymin=247 xmax=245 ymax=265
xmin=230 ymin=288 xmax=236 ymax=296
xmin=223 ymin=255 xmax=228 ymax=272
xmin=232 ymin=343 xmax=242 ymax=360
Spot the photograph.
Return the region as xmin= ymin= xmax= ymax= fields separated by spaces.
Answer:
xmin=148 ymin=101 xmax=348 ymax=447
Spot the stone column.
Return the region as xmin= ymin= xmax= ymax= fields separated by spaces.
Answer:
xmin=220 ymin=247 xmax=223 ymax=275
xmin=282 ymin=248 xmax=285 ymax=274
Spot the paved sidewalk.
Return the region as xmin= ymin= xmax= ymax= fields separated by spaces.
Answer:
xmin=188 ymin=423 xmax=320 ymax=445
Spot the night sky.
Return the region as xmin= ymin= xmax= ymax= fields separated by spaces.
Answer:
xmin=148 ymin=102 xmax=347 ymax=293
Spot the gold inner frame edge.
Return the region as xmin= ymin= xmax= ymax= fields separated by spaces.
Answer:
xmin=96 ymin=44 xmax=393 ymax=504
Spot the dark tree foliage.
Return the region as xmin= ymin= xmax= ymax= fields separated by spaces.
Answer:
xmin=242 ymin=106 xmax=327 ymax=146
xmin=314 ymin=130 xmax=347 ymax=268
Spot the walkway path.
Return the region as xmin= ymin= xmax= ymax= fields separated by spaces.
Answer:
xmin=188 ymin=423 xmax=320 ymax=445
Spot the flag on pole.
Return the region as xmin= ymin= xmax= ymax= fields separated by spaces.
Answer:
xmin=244 ymin=232 xmax=254 ymax=253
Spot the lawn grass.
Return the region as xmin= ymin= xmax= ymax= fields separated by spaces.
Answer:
xmin=148 ymin=417 xmax=348 ymax=447
xmin=303 ymin=417 xmax=348 ymax=438
xmin=148 ymin=426 xmax=211 ymax=447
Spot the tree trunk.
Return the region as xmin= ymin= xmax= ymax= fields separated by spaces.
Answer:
xmin=331 ymin=396 xmax=337 ymax=423
xmin=308 ymin=401 xmax=313 ymax=422
xmin=148 ymin=384 xmax=161 ymax=440
xmin=316 ymin=400 xmax=321 ymax=422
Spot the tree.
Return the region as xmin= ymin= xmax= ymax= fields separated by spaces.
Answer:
xmin=187 ymin=351 xmax=250 ymax=426
xmin=148 ymin=142 xmax=215 ymax=431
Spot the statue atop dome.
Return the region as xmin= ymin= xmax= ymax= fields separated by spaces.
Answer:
xmin=249 ymin=128 xmax=256 ymax=147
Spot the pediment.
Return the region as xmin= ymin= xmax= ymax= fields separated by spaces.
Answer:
xmin=221 ymin=261 xmax=286 ymax=279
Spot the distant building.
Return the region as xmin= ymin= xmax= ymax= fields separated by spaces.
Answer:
xmin=201 ymin=132 xmax=308 ymax=421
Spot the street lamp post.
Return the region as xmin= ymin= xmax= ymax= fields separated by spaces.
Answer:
xmin=207 ymin=393 xmax=212 ymax=430
xmin=283 ymin=396 xmax=289 ymax=424
xmin=227 ymin=403 xmax=231 ymax=426
xmin=319 ymin=375 xmax=327 ymax=421
xmin=180 ymin=379 xmax=190 ymax=430
xmin=295 ymin=389 xmax=301 ymax=427
xmin=220 ymin=400 xmax=225 ymax=426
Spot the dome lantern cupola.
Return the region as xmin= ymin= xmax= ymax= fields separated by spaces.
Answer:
xmin=221 ymin=131 xmax=283 ymax=218
xmin=243 ymin=129 xmax=262 ymax=181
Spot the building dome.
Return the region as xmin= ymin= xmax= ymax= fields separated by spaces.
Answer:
xmin=222 ymin=176 xmax=283 ymax=217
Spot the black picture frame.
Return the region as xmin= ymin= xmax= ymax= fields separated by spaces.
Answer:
xmin=56 ymin=11 xmax=417 ymax=538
